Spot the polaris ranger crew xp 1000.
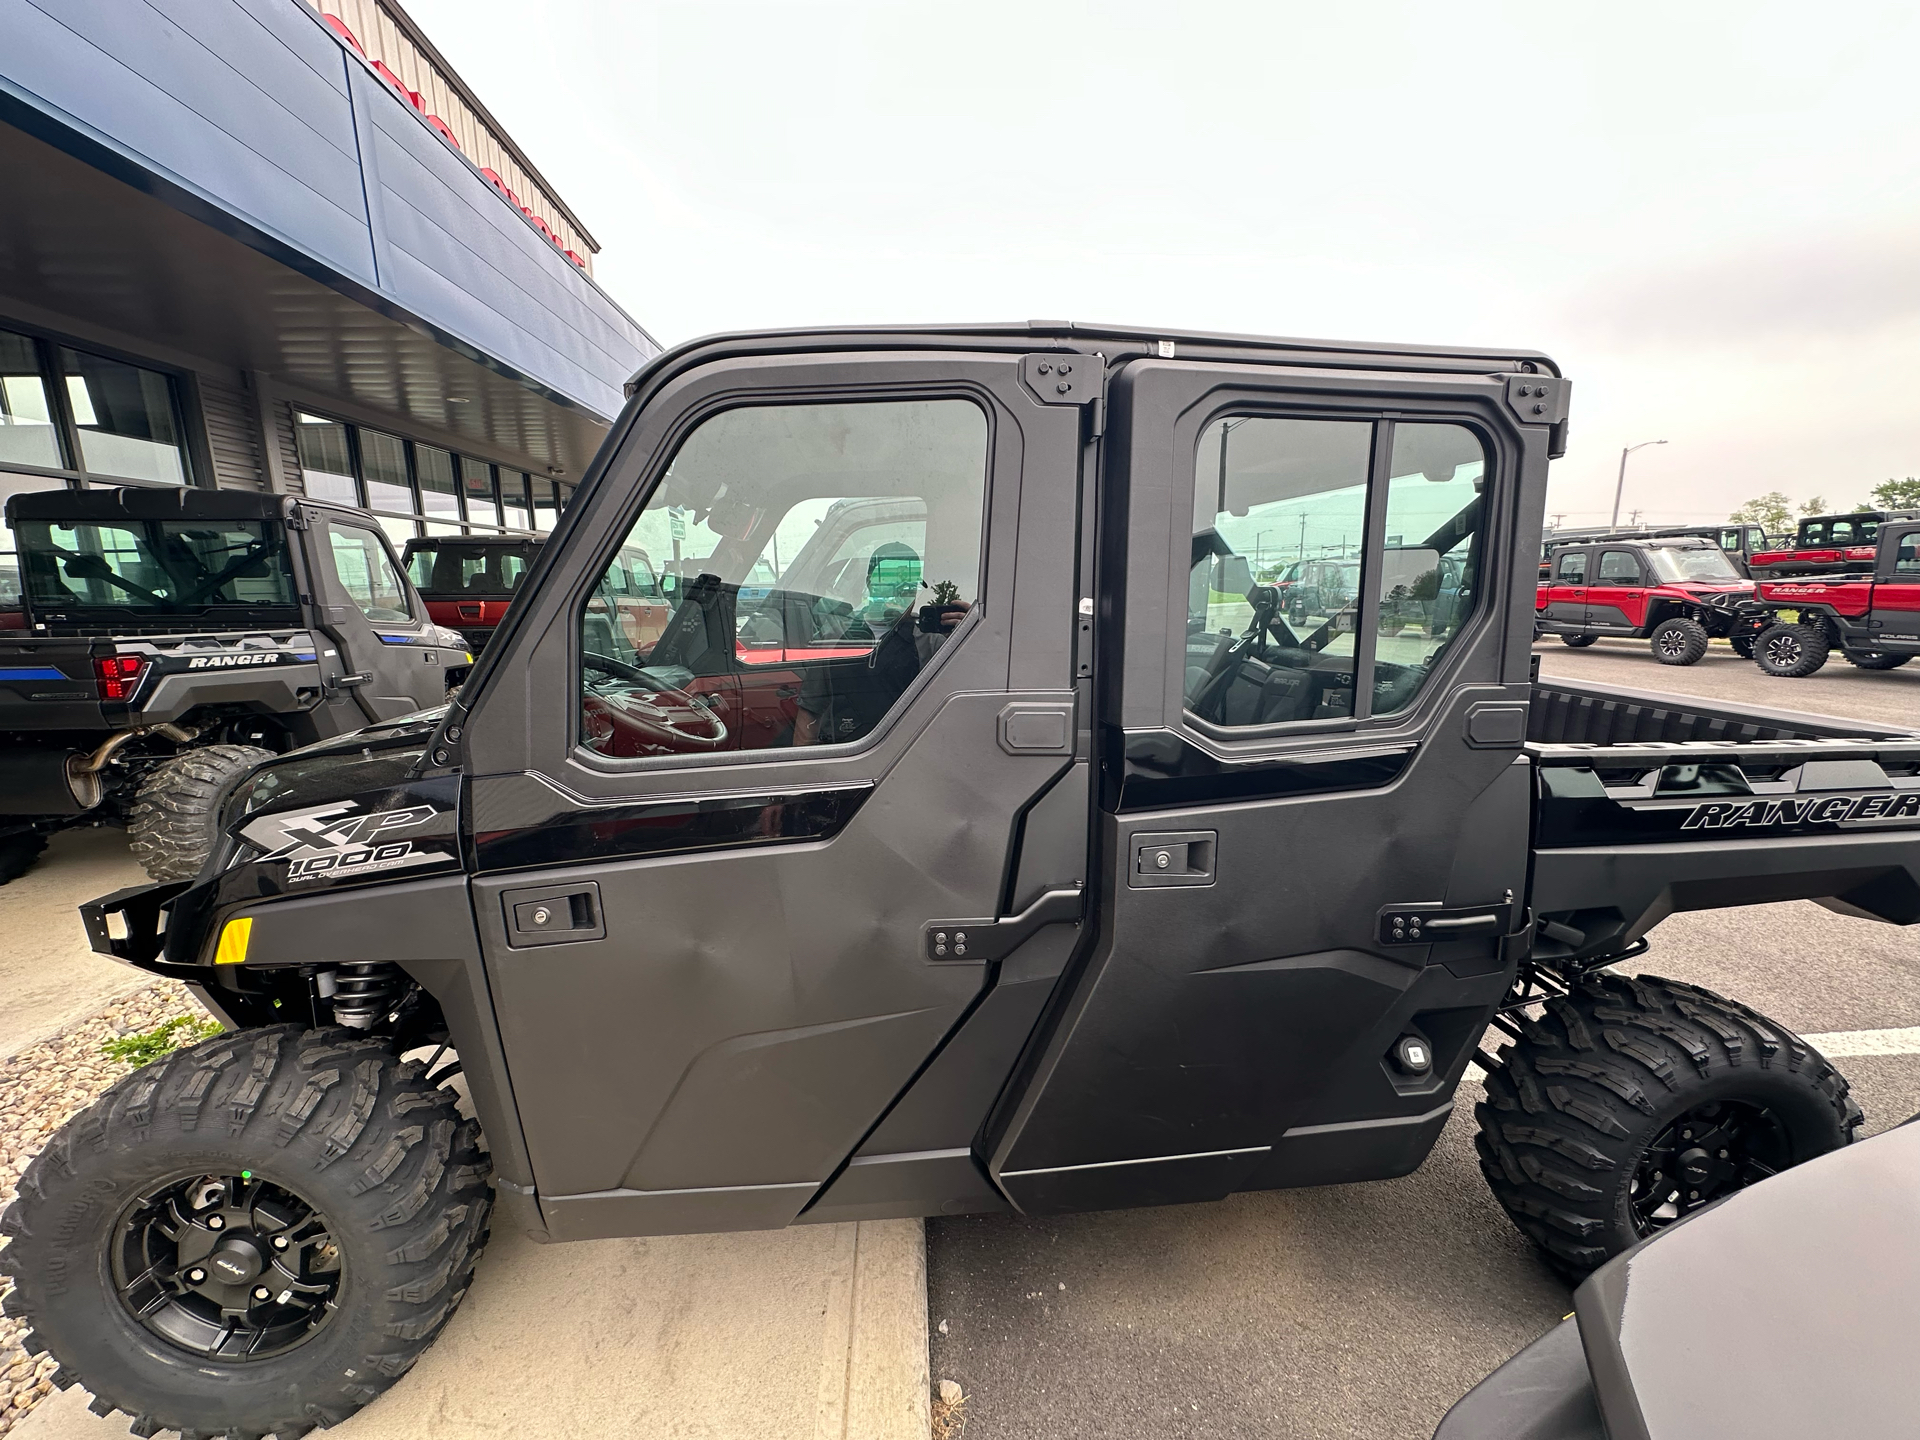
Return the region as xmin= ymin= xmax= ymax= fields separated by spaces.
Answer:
xmin=7 ymin=324 xmax=1919 ymax=1440
xmin=0 ymin=487 xmax=468 ymax=885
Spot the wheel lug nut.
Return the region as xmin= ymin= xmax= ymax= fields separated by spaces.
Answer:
xmin=253 ymin=1286 xmax=272 ymax=1302
xmin=1718 ymin=1149 xmax=1728 ymax=1159
xmin=206 ymin=1215 xmax=225 ymax=1230
xmin=187 ymin=1269 xmax=207 ymax=1284
xmin=272 ymin=1236 xmax=289 ymax=1250
xmin=1688 ymin=1190 xmax=1700 ymax=1200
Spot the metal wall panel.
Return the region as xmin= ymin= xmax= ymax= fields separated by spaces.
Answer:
xmin=200 ymin=373 xmax=265 ymax=489
xmin=0 ymin=0 xmax=653 ymax=421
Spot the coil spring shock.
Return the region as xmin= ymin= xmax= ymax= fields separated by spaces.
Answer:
xmin=329 ymin=961 xmax=405 ymax=1030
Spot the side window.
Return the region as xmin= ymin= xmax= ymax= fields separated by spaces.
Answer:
xmin=1829 ymin=521 xmax=1855 ymax=545
xmin=325 ymin=522 xmax=413 ymax=623
xmin=1596 ymin=550 xmax=1640 ymax=585
xmin=579 ymin=399 xmax=988 ymax=757
xmin=1858 ymin=518 xmax=1880 ymax=545
xmin=1186 ymin=416 xmax=1489 ymax=728
xmin=1896 ymin=534 xmax=1920 ymax=576
xmin=1720 ymin=529 xmax=1741 ymax=551
xmin=1802 ymin=521 xmax=1826 ymax=547
xmin=1748 ymin=527 xmax=1767 ymax=551
xmin=405 ymin=546 xmax=435 ymax=589
xmin=1556 ymin=551 xmax=1587 ymax=582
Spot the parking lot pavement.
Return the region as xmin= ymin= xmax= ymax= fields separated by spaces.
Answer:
xmin=0 ymin=827 xmax=149 ymax=1058
xmin=23 ymin=1216 xmax=930 ymax=1440
xmin=1535 ymin=634 xmax=1920 ymax=730
xmin=927 ymin=640 xmax=1920 ymax=1440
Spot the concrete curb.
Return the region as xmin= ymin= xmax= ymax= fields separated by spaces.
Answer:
xmin=817 ymin=1220 xmax=932 ymax=1440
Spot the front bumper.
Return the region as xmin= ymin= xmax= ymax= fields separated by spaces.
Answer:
xmin=80 ymin=880 xmax=191 ymax=968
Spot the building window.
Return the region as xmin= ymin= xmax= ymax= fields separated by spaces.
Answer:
xmin=289 ymin=408 xmax=536 ymax=540
xmin=0 ymin=326 xmax=192 ymax=485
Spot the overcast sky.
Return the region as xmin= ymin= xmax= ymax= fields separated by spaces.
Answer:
xmin=408 ymin=0 xmax=1919 ymax=525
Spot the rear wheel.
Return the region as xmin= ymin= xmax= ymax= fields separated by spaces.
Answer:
xmin=0 ymin=1027 xmax=491 ymax=1439
xmin=1729 ymin=631 xmax=1756 ymax=659
xmin=1843 ymin=651 xmax=1911 ymax=671
xmin=1753 ymin=622 xmax=1829 ymax=677
xmin=0 ymin=830 xmax=48 ymax=886
xmin=1649 ymin=617 xmax=1709 ymax=665
xmin=127 ymin=744 xmax=273 ymax=882
xmin=1475 ymin=974 xmax=1859 ymax=1279
xmin=1559 ymin=634 xmax=1597 ymax=648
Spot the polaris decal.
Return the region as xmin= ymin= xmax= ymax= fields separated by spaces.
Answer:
xmin=1681 ymin=793 xmax=1920 ymax=830
xmin=185 ymin=653 xmax=285 ymax=669
xmin=238 ymin=800 xmax=447 ymax=881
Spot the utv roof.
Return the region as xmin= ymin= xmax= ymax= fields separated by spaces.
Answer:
xmin=623 ymin=320 xmax=1562 ymax=398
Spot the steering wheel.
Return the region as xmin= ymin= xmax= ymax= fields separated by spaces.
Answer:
xmin=582 ymin=652 xmax=729 ymax=749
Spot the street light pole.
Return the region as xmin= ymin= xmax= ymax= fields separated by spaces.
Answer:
xmin=1611 ymin=439 xmax=1668 ymax=527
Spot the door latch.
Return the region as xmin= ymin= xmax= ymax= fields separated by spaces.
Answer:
xmin=501 ymin=881 xmax=606 ymax=948
xmin=925 ymin=887 xmax=1082 ymax=962
xmin=1377 ymin=902 xmax=1515 ymax=946
xmin=1129 ymin=831 xmax=1216 ymax=888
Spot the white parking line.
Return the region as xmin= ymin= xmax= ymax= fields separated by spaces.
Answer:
xmin=1804 ymin=1027 xmax=1920 ymax=1058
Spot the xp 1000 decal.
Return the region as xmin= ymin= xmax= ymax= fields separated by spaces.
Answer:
xmin=237 ymin=799 xmax=453 ymax=882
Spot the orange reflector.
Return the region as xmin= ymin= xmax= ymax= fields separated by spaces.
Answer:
xmin=214 ymin=917 xmax=253 ymax=965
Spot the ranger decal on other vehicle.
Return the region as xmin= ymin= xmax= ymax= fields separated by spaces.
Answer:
xmin=184 ymin=653 xmax=285 ymax=668
xmin=1681 ymin=793 xmax=1920 ymax=829
xmin=237 ymin=800 xmax=446 ymax=881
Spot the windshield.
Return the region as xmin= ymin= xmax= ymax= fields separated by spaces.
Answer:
xmin=16 ymin=518 xmax=296 ymax=613
xmin=406 ymin=541 xmax=538 ymax=596
xmin=1646 ymin=546 xmax=1742 ymax=583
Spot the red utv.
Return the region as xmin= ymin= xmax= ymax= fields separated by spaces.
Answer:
xmin=1535 ymin=536 xmax=1760 ymax=664
xmin=1747 ymin=509 xmax=1920 ymax=580
xmin=402 ymin=535 xmax=542 ymax=653
xmin=1739 ymin=517 xmax=1920 ymax=675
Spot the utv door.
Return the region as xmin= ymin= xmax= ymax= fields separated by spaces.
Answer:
xmin=1584 ymin=548 xmax=1647 ymax=631
xmin=460 ymin=352 xmax=1088 ymax=1238
xmin=1541 ymin=549 xmax=1588 ymax=630
xmin=1870 ymin=522 xmax=1920 ymax=646
xmin=309 ymin=513 xmax=445 ymax=721
xmin=989 ymin=358 xmax=1547 ymax=1213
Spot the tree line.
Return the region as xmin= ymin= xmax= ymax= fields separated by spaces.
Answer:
xmin=1729 ymin=477 xmax=1920 ymax=534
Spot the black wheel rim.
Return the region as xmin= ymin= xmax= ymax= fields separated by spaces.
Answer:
xmin=1764 ymin=632 xmax=1800 ymax=665
xmin=1627 ymin=1099 xmax=1790 ymax=1234
xmin=111 ymin=1171 xmax=343 ymax=1361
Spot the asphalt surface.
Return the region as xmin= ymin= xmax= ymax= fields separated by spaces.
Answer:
xmin=927 ymin=636 xmax=1920 ymax=1440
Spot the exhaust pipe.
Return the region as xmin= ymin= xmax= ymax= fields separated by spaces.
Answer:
xmin=0 ymin=724 xmax=200 ymax=815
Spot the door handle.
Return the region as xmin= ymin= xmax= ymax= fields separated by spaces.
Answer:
xmin=330 ymin=672 xmax=370 ymax=689
xmin=501 ymin=881 xmax=606 ymax=948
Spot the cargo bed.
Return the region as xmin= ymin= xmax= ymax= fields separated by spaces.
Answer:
xmin=1524 ymin=679 xmax=1920 ymax=959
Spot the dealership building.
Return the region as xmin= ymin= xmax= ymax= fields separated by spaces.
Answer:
xmin=0 ymin=0 xmax=656 ymax=588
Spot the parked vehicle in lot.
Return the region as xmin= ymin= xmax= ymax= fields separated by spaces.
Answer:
xmin=1541 ymin=521 xmax=1772 ymax=580
xmin=1740 ymin=517 xmax=1920 ymax=676
xmin=1435 ymin=1116 xmax=1920 ymax=1440
xmin=1270 ymin=556 xmax=1359 ymax=623
xmin=1747 ymin=508 xmax=1920 ymax=579
xmin=8 ymin=323 xmax=1919 ymax=1440
xmin=0 ymin=488 xmax=465 ymax=886
xmin=401 ymin=535 xmax=543 ymax=653
xmin=1534 ymin=537 xmax=1759 ymax=662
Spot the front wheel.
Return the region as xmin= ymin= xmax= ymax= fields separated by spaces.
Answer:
xmin=1559 ymin=634 xmax=1598 ymax=649
xmin=0 ymin=1027 xmax=491 ymax=1439
xmin=1730 ymin=630 xmax=1756 ymax=659
xmin=1753 ymin=622 xmax=1829 ymax=677
xmin=0 ymin=829 xmax=48 ymax=886
xmin=1844 ymin=651 xmax=1911 ymax=671
xmin=1649 ymin=617 xmax=1709 ymax=665
xmin=1475 ymin=974 xmax=1859 ymax=1279
xmin=127 ymin=744 xmax=274 ymax=882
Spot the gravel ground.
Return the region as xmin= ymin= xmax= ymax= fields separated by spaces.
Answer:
xmin=0 ymin=981 xmax=212 ymax=1438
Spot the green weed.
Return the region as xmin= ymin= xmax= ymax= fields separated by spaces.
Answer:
xmin=101 ymin=1015 xmax=222 ymax=1067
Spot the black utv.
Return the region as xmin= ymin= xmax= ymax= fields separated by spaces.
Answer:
xmin=0 ymin=487 xmax=467 ymax=885
xmin=6 ymin=323 xmax=1918 ymax=1440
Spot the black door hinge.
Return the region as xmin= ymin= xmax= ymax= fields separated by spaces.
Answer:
xmin=1020 ymin=353 xmax=1106 ymax=437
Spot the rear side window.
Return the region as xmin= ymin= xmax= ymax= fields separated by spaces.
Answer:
xmin=1187 ymin=416 xmax=1490 ymax=727
xmin=325 ymin=522 xmax=413 ymax=624
xmin=1896 ymin=535 xmax=1920 ymax=575
xmin=1597 ymin=550 xmax=1640 ymax=584
xmin=1555 ymin=551 xmax=1587 ymax=582
xmin=1747 ymin=527 xmax=1767 ymax=550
